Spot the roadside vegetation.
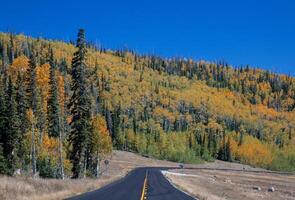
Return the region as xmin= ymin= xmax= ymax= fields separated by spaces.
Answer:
xmin=0 ymin=151 xmax=178 ymax=200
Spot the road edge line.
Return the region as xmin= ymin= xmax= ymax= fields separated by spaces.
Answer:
xmin=161 ymin=170 xmax=199 ymax=200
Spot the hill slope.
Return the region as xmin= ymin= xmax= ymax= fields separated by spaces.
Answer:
xmin=0 ymin=32 xmax=294 ymax=174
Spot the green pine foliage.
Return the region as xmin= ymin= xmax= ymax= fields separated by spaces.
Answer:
xmin=0 ymin=146 xmax=9 ymax=174
xmin=68 ymin=29 xmax=93 ymax=178
xmin=48 ymin=49 xmax=60 ymax=138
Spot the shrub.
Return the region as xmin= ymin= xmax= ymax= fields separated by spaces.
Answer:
xmin=37 ymin=158 xmax=57 ymax=178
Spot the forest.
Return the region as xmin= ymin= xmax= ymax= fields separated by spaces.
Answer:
xmin=0 ymin=30 xmax=294 ymax=179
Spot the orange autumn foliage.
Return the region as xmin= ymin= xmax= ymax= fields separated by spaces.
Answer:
xmin=228 ymin=135 xmax=238 ymax=158
xmin=8 ymin=55 xmax=29 ymax=81
xmin=36 ymin=63 xmax=50 ymax=97
xmin=36 ymin=63 xmax=50 ymax=114
xmin=236 ymin=135 xmax=273 ymax=167
xmin=42 ymin=134 xmax=58 ymax=152
xmin=91 ymin=115 xmax=112 ymax=158
xmin=153 ymin=106 xmax=175 ymax=123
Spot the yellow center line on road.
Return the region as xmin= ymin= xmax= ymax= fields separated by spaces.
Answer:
xmin=140 ymin=171 xmax=148 ymax=200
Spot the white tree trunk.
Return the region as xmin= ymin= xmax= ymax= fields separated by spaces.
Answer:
xmin=31 ymin=123 xmax=37 ymax=178
xmin=96 ymin=154 xmax=100 ymax=178
xmin=83 ymin=156 xmax=87 ymax=178
xmin=58 ymin=117 xmax=64 ymax=179
xmin=59 ymin=132 xmax=64 ymax=180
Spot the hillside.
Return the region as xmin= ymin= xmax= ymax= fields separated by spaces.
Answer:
xmin=0 ymin=31 xmax=294 ymax=179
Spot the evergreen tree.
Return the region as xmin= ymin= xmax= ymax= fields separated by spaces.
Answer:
xmin=0 ymin=145 xmax=8 ymax=174
xmin=48 ymin=49 xmax=60 ymax=138
xmin=68 ymin=29 xmax=92 ymax=178
xmin=47 ymin=48 xmax=64 ymax=179
xmin=0 ymin=76 xmax=8 ymax=174
xmin=1 ymin=43 xmax=9 ymax=74
xmin=0 ymin=76 xmax=6 ymax=145
xmin=15 ymin=72 xmax=27 ymax=168
xmin=226 ymin=137 xmax=232 ymax=162
xmin=239 ymin=125 xmax=245 ymax=146
xmin=218 ymin=131 xmax=227 ymax=161
xmin=4 ymin=77 xmax=21 ymax=173
xmin=112 ymin=105 xmax=122 ymax=146
xmin=105 ymin=105 xmax=113 ymax=138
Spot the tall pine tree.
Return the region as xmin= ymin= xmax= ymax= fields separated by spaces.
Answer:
xmin=48 ymin=49 xmax=60 ymax=138
xmin=4 ymin=77 xmax=21 ymax=173
xmin=47 ymin=48 xmax=64 ymax=179
xmin=0 ymin=75 xmax=8 ymax=174
xmin=68 ymin=29 xmax=92 ymax=178
xmin=15 ymin=72 xmax=27 ymax=168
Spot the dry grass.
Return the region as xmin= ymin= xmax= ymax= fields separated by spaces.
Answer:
xmin=0 ymin=176 xmax=114 ymax=200
xmin=0 ymin=150 xmax=178 ymax=200
xmin=165 ymin=161 xmax=295 ymax=200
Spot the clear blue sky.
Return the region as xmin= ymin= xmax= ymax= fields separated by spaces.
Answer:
xmin=1 ymin=0 xmax=295 ymax=75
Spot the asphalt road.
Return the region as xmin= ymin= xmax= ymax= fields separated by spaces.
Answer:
xmin=66 ymin=167 xmax=196 ymax=200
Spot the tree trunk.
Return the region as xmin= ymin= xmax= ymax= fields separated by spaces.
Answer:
xmin=59 ymin=131 xmax=64 ymax=179
xmin=31 ymin=123 xmax=37 ymax=178
xmin=58 ymin=116 xmax=65 ymax=179
xmin=95 ymin=153 xmax=100 ymax=178
xmin=39 ymin=128 xmax=43 ymax=146
xmin=83 ymin=155 xmax=87 ymax=178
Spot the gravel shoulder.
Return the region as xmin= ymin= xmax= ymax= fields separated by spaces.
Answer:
xmin=165 ymin=160 xmax=295 ymax=200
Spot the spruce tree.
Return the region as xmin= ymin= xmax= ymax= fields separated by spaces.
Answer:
xmin=48 ymin=49 xmax=60 ymax=138
xmin=15 ymin=72 xmax=27 ymax=168
xmin=68 ymin=29 xmax=92 ymax=178
xmin=0 ymin=145 xmax=8 ymax=174
xmin=0 ymin=76 xmax=8 ymax=174
xmin=4 ymin=77 xmax=21 ymax=173
xmin=0 ymin=76 xmax=6 ymax=144
xmin=47 ymin=48 xmax=64 ymax=179
xmin=226 ymin=138 xmax=232 ymax=162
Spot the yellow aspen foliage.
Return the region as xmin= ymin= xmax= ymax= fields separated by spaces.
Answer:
xmin=125 ymin=129 xmax=136 ymax=150
xmin=36 ymin=64 xmax=50 ymax=97
xmin=207 ymin=119 xmax=223 ymax=133
xmin=91 ymin=115 xmax=112 ymax=158
xmin=228 ymin=135 xmax=238 ymax=159
xmin=160 ymin=97 xmax=170 ymax=107
xmin=153 ymin=106 xmax=175 ymax=123
xmin=26 ymin=109 xmax=35 ymax=124
xmin=42 ymin=134 xmax=58 ymax=152
xmin=237 ymin=135 xmax=273 ymax=167
xmin=8 ymin=55 xmax=29 ymax=81
xmin=36 ymin=63 xmax=50 ymax=114
xmin=259 ymin=82 xmax=271 ymax=93
xmin=40 ymin=133 xmax=71 ymax=172
xmin=25 ymin=109 xmax=39 ymax=151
